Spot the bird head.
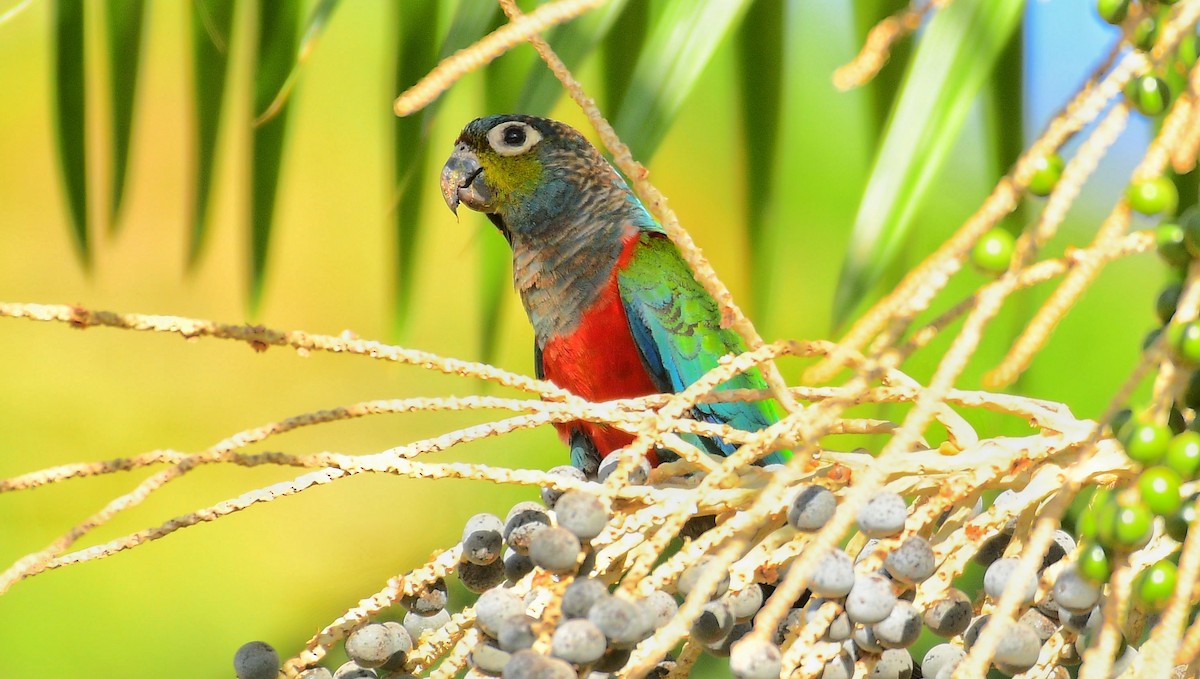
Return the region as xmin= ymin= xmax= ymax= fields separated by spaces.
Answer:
xmin=440 ymin=115 xmax=629 ymax=240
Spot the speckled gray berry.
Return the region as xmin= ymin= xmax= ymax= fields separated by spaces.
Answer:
xmin=1058 ymin=604 xmax=1095 ymax=633
xmin=554 ymin=490 xmax=608 ymax=541
xmin=502 ymin=650 xmax=575 ymax=679
xmin=984 ymin=558 xmax=1037 ymax=605
xmin=296 ymin=669 xmax=334 ymax=679
xmin=378 ymin=622 xmax=412 ymax=671
xmin=1053 ymin=565 xmax=1101 ymax=613
xmin=403 ymin=608 xmax=451 ymax=644
xmin=872 ymin=600 xmax=922 ymax=649
xmin=821 ymin=650 xmax=854 ymax=679
xmin=1044 ymin=530 xmax=1076 ymax=569
xmin=503 ymin=503 xmax=551 ymax=556
xmin=541 ymin=466 xmax=586 ymax=508
xmin=639 ymin=589 xmax=679 ymax=629
xmin=332 ymin=662 xmax=375 ymax=679
xmin=504 ymin=551 xmax=534 ymax=582
xmin=597 ymin=454 xmax=649 ymax=485
xmin=729 ymin=638 xmax=782 ymax=679
xmin=476 ymin=588 xmax=526 ymax=638
xmin=460 ymin=513 xmax=504 ymax=566
xmin=853 ymin=624 xmax=882 ymax=653
xmin=677 ymin=556 xmax=730 ymax=600
xmin=528 ymin=526 xmax=582 ymax=573
xmin=345 ymin=623 xmax=403 ymax=669
xmin=1019 ymin=608 xmax=1058 ymax=642
xmin=921 ymin=644 xmax=964 ymax=678
xmin=234 ymin=641 xmax=280 ymax=679
xmin=993 ymin=621 xmax=1043 ymax=674
xmin=497 ymin=615 xmax=537 ymax=653
xmin=810 ymin=549 xmax=855 ymax=598
xmin=402 ymin=578 xmax=449 ymax=616
xmin=856 ymin=491 xmax=908 ymax=538
xmin=551 ymin=619 xmax=607 ymax=664
xmin=589 ymin=596 xmax=651 ymax=647
xmin=471 ymin=641 xmax=512 ymax=675
xmin=465 ymin=528 xmax=504 ymax=566
xmin=789 ymin=485 xmax=836 ymax=532
xmin=884 ymin=536 xmax=935 ymax=585
xmin=869 ymin=648 xmax=913 ymax=678
xmin=563 ymin=577 xmax=609 ymax=619
xmin=805 ymin=598 xmax=851 ymax=642
xmin=725 ymin=584 xmax=764 ymax=623
xmin=923 ymin=588 xmax=973 ymax=637
xmin=845 ymin=573 xmax=897 ymax=625
xmin=691 ymin=599 xmax=734 ymax=643
xmin=459 ymin=558 xmax=507 ymax=593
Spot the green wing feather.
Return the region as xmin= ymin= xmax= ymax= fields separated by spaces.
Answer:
xmin=617 ymin=233 xmax=788 ymax=464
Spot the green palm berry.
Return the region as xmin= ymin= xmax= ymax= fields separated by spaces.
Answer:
xmin=1094 ymin=496 xmax=1120 ymax=545
xmin=1138 ymin=465 xmax=1183 ymax=515
xmin=1179 ymin=31 xmax=1199 ymax=69
xmin=1077 ymin=542 xmax=1112 ymax=583
xmin=1134 ymin=560 xmax=1177 ymax=612
xmin=1126 ymin=76 xmax=1172 ymax=117
xmin=1144 ymin=327 xmax=1165 ymax=351
xmin=1166 ymin=499 xmax=1196 ymax=541
xmin=1109 ymin=409 xmax=1133 ymax=437
xmin=1097 ymin=0 xmax=1130 ymax=24
xmin=1110 ymin=409 xmax=1134 ymax=437
xmin=1166 ymin=431 xmax=1200 ymax=479
xmin=1028 ymin=154 xmax=1064 ymax=197
xmin=1173 ymin=321 xmax=1200 ymax=364
xmin=1120 ymin=421 xmax=1172 ymax=464
xmin=1187 ymin=372 xmax=1200 ymax=410
xmin=971 ymin=228 xmax=1015 ymax=274
xmin=1181 ymin=209 xmax=1200 ymax=256
xmin=1158 ymin=282 xmax=1182 ymax=325
xmin=1075 ymin=506 xmax=1097 ymax=541
xmin=1132 ymin=16 xmax=1159 ymax=51
xmin=1111 ymin=502 xmax=1154 ymax=549
xmin=1170 ymin=405 xmax=1187 ymax=434
xmin=1077 ymin=487 xmax=1113 ymax=541
xmin=1127 ymin=176 xmax=1179 ymax=215
xmin=1157 ymin=223 xmax=1191 ymax=266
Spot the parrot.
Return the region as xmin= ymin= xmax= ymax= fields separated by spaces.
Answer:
xmin=439 ymin=114 xmax=788 ymax=474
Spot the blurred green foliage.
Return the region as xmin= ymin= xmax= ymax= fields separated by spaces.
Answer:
xmin=0 ymin=1 xmax=1167 ymax=677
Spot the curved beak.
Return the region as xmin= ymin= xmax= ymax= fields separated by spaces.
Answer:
xmin=440 ymin=144 xmax=494 ymax=216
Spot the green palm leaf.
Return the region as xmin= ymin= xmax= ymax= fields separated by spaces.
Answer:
xmin=249 ymin=0 xmax=300 ymax=312
xmin=392 ymin=0 xmax=498 ymax=338
xmin=612 ymin=0 xmax=754 ymax=160
xmin=600 ymin=0 xmax=649 ymax=113
xmin=853 ymin=0 xmax=912 ymax=143
xmin=832 ymin=0 xmax=1026 ymax=328
xmin=254 ymin=0 xmax=341 ymax=125
xmin=188 ymin=0 xmax=236 ymax=266
xmin=52 ymin=0 xmax=88 ymax=264
xmin=104 ymin=0 xmax=145 ymax=229
xmin=514 ymin=0 xmax=629 ymax=116
xmin=736 ymin=0 xmax=784 ymax=321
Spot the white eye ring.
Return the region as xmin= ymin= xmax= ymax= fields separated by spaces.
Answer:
xmin=487 ymin=121 xmax=542 ymax=156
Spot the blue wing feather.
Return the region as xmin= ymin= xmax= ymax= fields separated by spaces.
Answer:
xmin=617 ymin=234 xmax=788 ymax=465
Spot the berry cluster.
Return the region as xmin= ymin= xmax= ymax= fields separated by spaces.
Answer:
xmin=233 ymin=469 xmax=1179 ymax=678
xmin=969 ymin=0 xmax=1198 ymax=277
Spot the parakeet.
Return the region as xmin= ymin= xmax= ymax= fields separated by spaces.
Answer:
xmin=440 ymin=114 xmax=787 ymax=474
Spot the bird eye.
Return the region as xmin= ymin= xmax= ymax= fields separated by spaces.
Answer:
xmin=503 ymin=126 xmax=525 ymax=146
xmin=487 ymin=122 xmax=542 ymax=157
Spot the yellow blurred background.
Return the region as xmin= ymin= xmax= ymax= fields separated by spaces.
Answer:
xmin=0 ymin=1 xmax=1163 ymax=677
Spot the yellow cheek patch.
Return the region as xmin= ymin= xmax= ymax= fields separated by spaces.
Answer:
xmin=479 ymin=153 xmax=542 ymax=202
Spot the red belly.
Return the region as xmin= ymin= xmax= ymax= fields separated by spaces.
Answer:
xmin=540 ymin=280 xmax=661 ymax=460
